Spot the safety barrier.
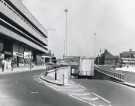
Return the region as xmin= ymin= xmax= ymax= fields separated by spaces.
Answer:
xmin=95 ymin=65 xmax=125 ymax=81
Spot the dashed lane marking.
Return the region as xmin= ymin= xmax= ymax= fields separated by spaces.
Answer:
xmin=31 ymin=91 xmax=39 ymax=94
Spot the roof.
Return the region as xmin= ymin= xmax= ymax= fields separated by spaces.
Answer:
xmin=120 ymin=50 xmax=135 ymax=58
xmin=101 ymin=50 xmax=118 ymax=59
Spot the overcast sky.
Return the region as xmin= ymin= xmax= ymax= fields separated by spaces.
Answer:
xmin=23 ymin=0 xmax=135 ymax=58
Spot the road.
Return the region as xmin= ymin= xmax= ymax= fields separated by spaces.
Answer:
xmin=74 ymin=79 xmax=135 ymax=106
xmin=1 ymin=69 xmax=135 ymax=106
xmin=0 ymin=70 xmax=89 ymax=106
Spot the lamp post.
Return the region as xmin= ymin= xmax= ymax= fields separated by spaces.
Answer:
xmin=94 ymin=33 xmax=96 ymax=58
xmin=64 ymin=9 xmax=68 ymax=58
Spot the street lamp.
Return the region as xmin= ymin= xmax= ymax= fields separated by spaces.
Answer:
xmin=64 ymin=9 xmax=68 ymax=58
xmin=93 ymin=33 xmax=96 ymax=58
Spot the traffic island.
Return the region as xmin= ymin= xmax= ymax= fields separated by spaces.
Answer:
xmin=39 ymin=72 xmax=111 ymax=106
xmin=40 ymin=66 xmax=71 ymax=86
xmin=40 ymin=75 xmax=63 ymax=86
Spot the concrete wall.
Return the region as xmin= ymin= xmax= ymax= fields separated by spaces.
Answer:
xmin=11 ymin=0 xmax=47 ymax=36
xmin=0 ymin=1 xmax=47 ymax=45
xmin=57 ymin=66 xmax=71 ymax=84
xmin=48 ymin=66 xmax=71 ymax=84
xmin=0 ymin=25 xmax=47 ymax=53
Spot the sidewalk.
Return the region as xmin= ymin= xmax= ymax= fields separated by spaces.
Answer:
xmin=0 ymin=65 xmax=46 ymax=74
xmin=122 ymin=81 xmax=135 ymax=88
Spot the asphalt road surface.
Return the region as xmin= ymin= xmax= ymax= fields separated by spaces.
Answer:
xmin=1 ymin=69 xmax=135 ymax=106
xmin=0 ymin=70 xmax=89 ymax=106
xmin=74 ymin=79 xmax=135 ymax=106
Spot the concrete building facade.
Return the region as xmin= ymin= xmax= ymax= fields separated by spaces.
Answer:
xmin=0 ymin=0 xmax=48 ymax=67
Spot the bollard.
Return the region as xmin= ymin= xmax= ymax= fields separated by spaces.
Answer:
xmin=63 ymin=74 xmax=64 ymax=85
xmin=55 ymin=69 xmax=57 ymax=80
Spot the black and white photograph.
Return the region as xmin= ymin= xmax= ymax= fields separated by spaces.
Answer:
xmin=0 ymin=0 xmax=135 ymax=106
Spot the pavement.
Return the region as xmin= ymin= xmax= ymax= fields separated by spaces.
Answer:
xmin=121 ymin=81 xmax=135 ymax=88
xmin=0 ymin=65 xmax=46 ymax=74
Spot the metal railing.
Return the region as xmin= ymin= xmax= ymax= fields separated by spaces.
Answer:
xmin=95 ymin=65 xmax=125 ymax=81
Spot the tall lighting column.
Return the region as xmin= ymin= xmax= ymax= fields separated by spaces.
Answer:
xmin=94 ymin=33 xmax=96 ymax=58
xmin=64 ymin=9 xmax=68 ymax=57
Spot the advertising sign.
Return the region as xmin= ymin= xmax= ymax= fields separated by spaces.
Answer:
xmin=13 ymin=52 xmax=23 ymax=57
xmin=0 ymin=53 xmax=4 ymax=59
xmin=24 ymin=52 xmax=32 ymax=59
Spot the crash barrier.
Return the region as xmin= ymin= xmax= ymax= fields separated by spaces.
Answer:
xmin=95 ymin=65 xmax=125 ymax=81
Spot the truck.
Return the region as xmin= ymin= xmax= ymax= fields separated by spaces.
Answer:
xmin=79 ymin=57 xmax=95 ymax=76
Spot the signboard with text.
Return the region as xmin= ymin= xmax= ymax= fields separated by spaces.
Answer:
xmin=13 ymin=52 xmax=23 ymax=57
xmin=0 ymin=53 xmax=4 ymax=59
xmin=24 ymin=52 xmax=32 ymax=59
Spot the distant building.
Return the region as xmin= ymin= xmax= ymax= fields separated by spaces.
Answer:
xmin=95 ymin=49 xmax=119 ymax=65
xmin=120 ymin=49 xmax=135 ymax=66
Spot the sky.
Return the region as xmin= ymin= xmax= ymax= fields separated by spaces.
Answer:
xmin=22 ymin=0 xmax=135 ymax=58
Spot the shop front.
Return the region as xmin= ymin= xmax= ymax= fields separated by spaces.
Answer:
xmin=0 ymin=38 xmax=13 ymax=71
xmin=24 ymin=51 xmax=33 ymax=66
xmin=13 ymin=44 xmax=24 ymax=67
xmin=0 ymin=42 xmax=4 ymax=68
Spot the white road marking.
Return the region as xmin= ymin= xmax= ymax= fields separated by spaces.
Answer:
xmin=91 ymin=92 xmax=111 ymax=104
xmin=70 ymin=93 xmax=90 ymax=96
xmin=34 ymin=76 xmax=112 ymax=106
xmin=31 ymin=91 xmax=39 ymax=94
xmin=89 ymin=97 xmax=99 ymax=101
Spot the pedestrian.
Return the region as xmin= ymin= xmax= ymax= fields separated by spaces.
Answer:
xmin=1 ymin=59 xmax=5 ymax=72
xmin=11 ymin=60 xmax=14 ymax=71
